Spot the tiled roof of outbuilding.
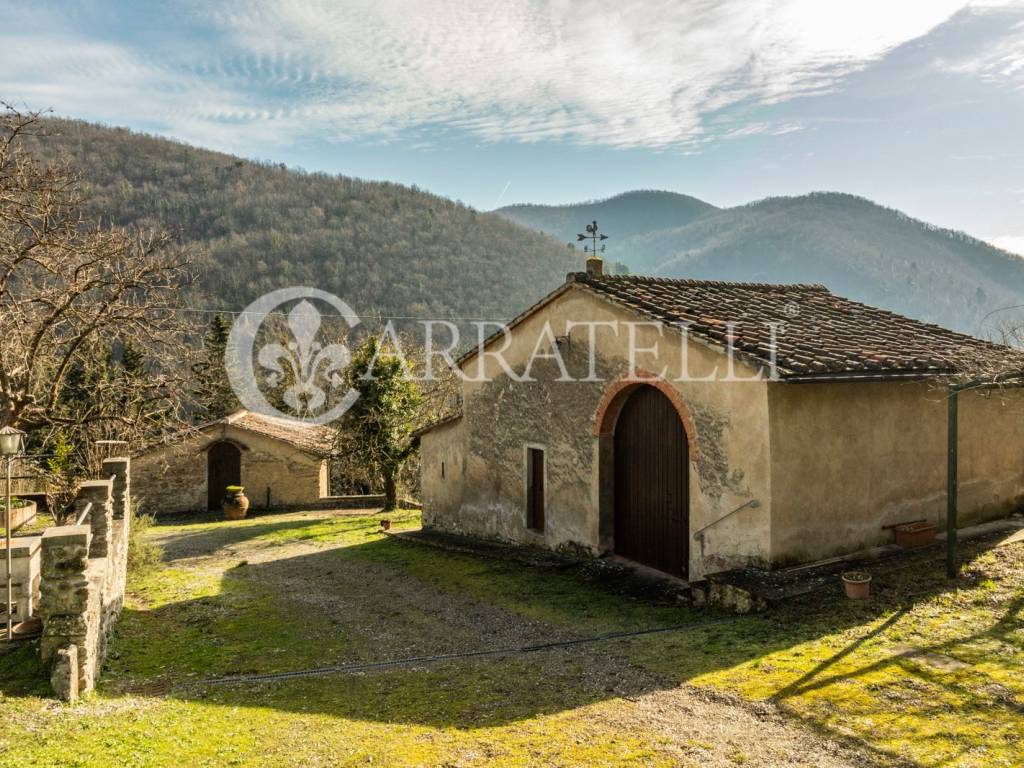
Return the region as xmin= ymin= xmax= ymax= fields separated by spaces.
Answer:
xmin=574 ymin=273 xmax=1022 ymax=380
xmin=220 ymin=410 xmax=336 ymax=455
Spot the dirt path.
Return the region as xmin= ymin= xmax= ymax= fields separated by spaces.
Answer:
xmin=151 ymin=511 xmax=896 ymax=768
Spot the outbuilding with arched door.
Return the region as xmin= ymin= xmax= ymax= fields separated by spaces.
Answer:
xmin=417 ymin=265 xmax=1024 ymax=582
xmin=134 ymin=410 xmax=336 ymax=516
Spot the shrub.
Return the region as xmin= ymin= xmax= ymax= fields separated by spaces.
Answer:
xmin=127 ymin=502 xmax=163 ymax=574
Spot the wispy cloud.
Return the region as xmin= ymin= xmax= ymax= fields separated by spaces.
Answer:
xmin=1 ymin=0 xmax=1020 ymax=151
xmin=937 ymin=21 xmax=1024 ymax=85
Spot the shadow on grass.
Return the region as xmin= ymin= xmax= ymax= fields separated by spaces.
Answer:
xmin=153 ymin=510 xmax=388 ymax=562
xmin=5 ymin=521 xmax=1021 ymax=753
xmin=0 ymin=640 xmax=50 ymax=697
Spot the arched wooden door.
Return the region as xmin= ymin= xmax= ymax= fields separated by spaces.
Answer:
xmin=613 ymin=385 xmax=689 ymax=578
xmin=207 ymin=441 xmax=241 ymax=511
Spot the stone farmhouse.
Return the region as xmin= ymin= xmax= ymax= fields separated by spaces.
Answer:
xmin=417 ymin=262 xmax=1024 ymax=581
xmin=134 ymin=410 xmax=335 ymax=515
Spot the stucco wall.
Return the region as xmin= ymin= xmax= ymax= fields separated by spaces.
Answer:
xmin=423 ymin=282 xmax=1024 ymax=577
xmin=420 ymin=419 xmax=467 ymax=531
xmin=767 ymin=380 xmax=1024 ymax=565
xmin=134 ymin=424 xmax=328 ymax=516
xmin=420 ymin=284 xmax=774 ymax=579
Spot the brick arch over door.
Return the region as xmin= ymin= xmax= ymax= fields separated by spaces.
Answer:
xmin=592 ymin=371 xmax=700 ymax=461
xmin=594 ymin=373 xmax=698 ymax=578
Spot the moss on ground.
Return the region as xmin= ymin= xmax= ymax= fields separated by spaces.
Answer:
xmin=626 ymin=540 xmax=1024 ymax=767
xmin=1 ymin=508 xmax=1021 ymax=767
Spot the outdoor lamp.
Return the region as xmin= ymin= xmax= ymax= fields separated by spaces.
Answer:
xmin=3 ymin=425 xmax=25 ymax=643
xmin=0 ymin=426 xmax=26 ymax=457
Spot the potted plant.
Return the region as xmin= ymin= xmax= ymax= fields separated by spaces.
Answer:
xmin=222 ymin=485 xmax=250 ymax=520
xmin=841 ymin=571 xmax=872 ymax=600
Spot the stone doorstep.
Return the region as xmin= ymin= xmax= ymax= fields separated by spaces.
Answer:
xmin=604 ymin=554 xmax=690 ymax=590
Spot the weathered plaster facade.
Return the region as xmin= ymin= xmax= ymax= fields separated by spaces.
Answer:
xmin=767 ymin=380 xmax=1024 ymax=565
xmin=420 ymin=280 xmax=1024 ymax=581
xmin=134 ymin=412 xmax=331 ymax=516
xmin=422 ymin=286 xmax=773 ymax=580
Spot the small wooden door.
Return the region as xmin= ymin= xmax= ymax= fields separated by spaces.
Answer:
xmin=613 ymin=385 xmax=689 ymax=578
xmin=207 ymin=441 xmax=241 ymax=511
xmin=526 ymin=447 xmax=545 ymax=531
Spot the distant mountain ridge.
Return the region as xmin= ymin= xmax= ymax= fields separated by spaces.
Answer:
xmin=497 ymin=190 xmax=1024 ymax=335
xmin=498 ymin=190 xmax=718 ymax=243
xmin=23 ymin=117 xmax=1024 ymax=337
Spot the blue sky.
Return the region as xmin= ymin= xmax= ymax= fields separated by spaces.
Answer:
xmin=2 ymin=0 xmax=1023 ymax=251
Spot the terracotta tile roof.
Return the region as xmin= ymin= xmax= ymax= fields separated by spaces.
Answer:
xmin=221 ymin=410 xmax=336 ymax=455
xmin=574 ymin=273 xmax=1024 ymax=380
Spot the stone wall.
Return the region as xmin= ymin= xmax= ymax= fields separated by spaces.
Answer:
xmin=1 ymin=534 xmax=40 ymax=624
xmin=36 ymin=456 xmax=131 ymax=701
xmin=134 ymin=425 xmax=328 ymax=515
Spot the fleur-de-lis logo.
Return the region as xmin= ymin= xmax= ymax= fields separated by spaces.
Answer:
xmin=257 ymin=300 xmax=351 ymax=415
xmin=225 ymin=287 xmax=361 ymax=425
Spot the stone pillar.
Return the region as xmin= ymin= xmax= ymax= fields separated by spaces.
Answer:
xmin=38 ymin=525 xmax=101 ymax=694
xmin=51 ymin=645 xmax=80 ymax=703
xmin=99 ymin=457 xmax=131 ymax=633
xmin=100 ymin=456 xmax=131 ymax=520
xmin=74 ymin=479 xmax=113 ymax=559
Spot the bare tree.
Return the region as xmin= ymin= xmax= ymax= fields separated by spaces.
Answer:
xmin=0 ymin=105 xmax=194 ymax=505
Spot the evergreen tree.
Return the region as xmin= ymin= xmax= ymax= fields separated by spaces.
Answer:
xmin=193 ymin=314 xmax=237 ymax=420
xmin=338 ymin=336 xmax=422 ymax=511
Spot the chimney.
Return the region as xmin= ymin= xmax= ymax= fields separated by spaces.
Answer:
xmin=586 ymin=254 xmax=604 ymax=277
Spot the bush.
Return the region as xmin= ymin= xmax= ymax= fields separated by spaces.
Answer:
xmin=127 ymin=502 xmax=163 ymax=574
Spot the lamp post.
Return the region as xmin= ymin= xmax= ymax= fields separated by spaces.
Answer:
xmin=1 ymin=425 xmax=26 ymax=642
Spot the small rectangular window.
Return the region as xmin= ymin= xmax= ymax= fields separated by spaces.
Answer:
xmin=441 ymin=461 xmax=446 ymax=480
xmin=526 ymin=447 xmax=545 ymax=531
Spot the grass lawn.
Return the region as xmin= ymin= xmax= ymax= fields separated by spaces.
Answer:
xmin=0 ymin=509 xmax=1021 ymax=767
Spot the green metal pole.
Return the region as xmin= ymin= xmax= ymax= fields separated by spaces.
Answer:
xmin=946 ymin=387 xmax=959 ymax=579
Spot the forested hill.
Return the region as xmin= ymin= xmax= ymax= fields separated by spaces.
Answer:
xmin=498 ymin=190 xmax=717 ymax=244
xmin=26 ymin=119 xmax=577 ymax=323
xmin=498 ymin=190 xmax=1024 ymax=335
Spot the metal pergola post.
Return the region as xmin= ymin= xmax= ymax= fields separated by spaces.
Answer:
xmin=945 ymin=372 xmax=1024 ymax=579
xmin=946 ymin=385 xmax=959 ymax=579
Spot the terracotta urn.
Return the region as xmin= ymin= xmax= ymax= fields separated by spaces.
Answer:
xmin=841 ymin=571 xmax=872 ymax=600
xmin=222 ymin=486 xmax=250 ymax=520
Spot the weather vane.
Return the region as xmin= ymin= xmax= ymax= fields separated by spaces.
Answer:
xmin=576 ymin=220 xmax=608 ymax=256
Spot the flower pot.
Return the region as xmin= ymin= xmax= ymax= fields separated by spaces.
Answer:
xmin=842 ymin=571 xmax=872 ymax=600
xmin=222 ymin=487 xmax=250 ymax=521
xmin=893 ymin=521 xmax=937 ymax=549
